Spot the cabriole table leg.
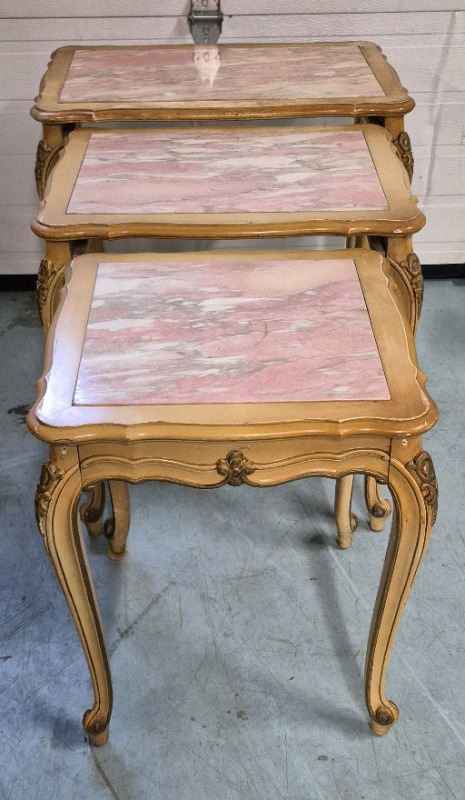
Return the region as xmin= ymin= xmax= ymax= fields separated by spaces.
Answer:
xmin=365 ymin=446 xmax=437 ymax=735
xmin=35 ymin=447 xmax=113 ymax=746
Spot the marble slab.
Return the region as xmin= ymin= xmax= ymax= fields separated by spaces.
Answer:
xmin=67 ymin=129 xmax=388 ymax=215
xmin=59 ymin=44 xmax=385 ymax=104
xmin=73 ymin=258 xmax=390 ymax=406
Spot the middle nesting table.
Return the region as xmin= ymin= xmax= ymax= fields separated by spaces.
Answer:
xmin=32 ymin=123 xmax=424 ymax=333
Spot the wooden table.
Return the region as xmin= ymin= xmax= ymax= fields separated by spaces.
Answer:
xmin=32 ymin=123 xmax=424 ymax=332
xmin=31 ymin=41 xmax=415 ymax=197
xmin=28 ymin=248 xmax=437 ymax=745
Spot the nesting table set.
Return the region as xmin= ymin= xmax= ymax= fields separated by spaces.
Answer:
xmin=28 ymin=42 xmax=437 ymax=745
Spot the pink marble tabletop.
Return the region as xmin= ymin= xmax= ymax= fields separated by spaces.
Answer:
xmin=67 ymin=128 xmax=388 ymax=215
xmin=73 ymin=258 xmax=390 ymax=406
xmin=59 ymin=44 xmax=385 ymax=104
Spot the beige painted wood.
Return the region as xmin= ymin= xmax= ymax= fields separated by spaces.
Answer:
xmin=28 ymin=248 xmax=438 ymax=744
xmin=365 ymin=475 xmax=392 ymax=532
xmin=79 ymin=478 xmax=130 ymax=558
xmin=334 ymin=474 xmax=358 ymax=549
xmin=79 ymin=482 xmax=106 ymax=538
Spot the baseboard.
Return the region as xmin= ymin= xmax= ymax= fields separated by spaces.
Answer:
xmin=422 ymin=263 xmax=465 ymax=279
xmin=0 ymin=275 xmax=36 ymax=291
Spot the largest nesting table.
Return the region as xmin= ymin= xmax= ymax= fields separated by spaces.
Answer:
xmin=28 ymin=247 xmax=437 ymax=745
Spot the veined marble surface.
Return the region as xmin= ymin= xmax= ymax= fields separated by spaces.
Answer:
xmin=59 ymin=44 xmax=385 ymax=104
xmin=73 ymin=258 xmax=390 ymax=406
xmin=67 ymin=129 xmax=388 ymax=215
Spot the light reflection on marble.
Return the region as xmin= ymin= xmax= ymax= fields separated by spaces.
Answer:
xmin=194 ymin=47 xmax=220 ymax=87
xmin=73 ymin=259 xmax=390 ymax=406
xmin=67 ymin=129 xmax=388 ymax=215
xmin=59 ymin=43 xmax=385 ymax=103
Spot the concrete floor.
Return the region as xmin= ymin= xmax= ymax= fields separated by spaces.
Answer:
xmin=0 ymin=279 xmax=464 ymax=800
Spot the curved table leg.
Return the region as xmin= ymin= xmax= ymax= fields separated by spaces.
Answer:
xmin=365 ymin=450 xmax=437 ymax=735
xmin=80 ymin=482 xmax=106 ymax=537
xmin=335 ymin=475 xmax=358 ymax=549
xmin=365 ymin=476 xmax=392 ymax=532
xmin=35 ymin=452 xmax=112 ymax=746
xmin=337 ymin=234 xmax=371 ymax=545
xmin=105 ymin=480 xmax=131 ymax=560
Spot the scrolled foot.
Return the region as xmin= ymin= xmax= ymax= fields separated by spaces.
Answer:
xmin=335 ymin=475 xmax=358 ymax=549
xmin=338 ymin=512 xmax=358 ymax=549
xmin=80 ymin=483 xmax=106 ymax=537
xmin=370 ymin=703 xmax=399 ymax=736
xmin=83 ymin=708 xmax=110 ymax=746
xmin=365 ymin=476 xmax=391 ymax=532
xmin=104 ymin=517 xmax=129 ymax=560
xmin=368 ymin=501 xmax=391 ymax=533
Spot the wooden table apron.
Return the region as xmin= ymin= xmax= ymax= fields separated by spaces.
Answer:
xmin=32 ymin=124 xmax=425 ymax=334
xmin=31 ymin=42 xmax=415 ymax=197
xmin=28 ymin=249 xmax=437 ymax=745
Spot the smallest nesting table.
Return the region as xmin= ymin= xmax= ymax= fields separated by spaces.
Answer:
xmin=28 ymin=248 xmax=437 ymax=745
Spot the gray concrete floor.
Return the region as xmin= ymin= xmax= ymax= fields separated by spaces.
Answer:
xmin=0 ymin=279 xmax=464 ymax=800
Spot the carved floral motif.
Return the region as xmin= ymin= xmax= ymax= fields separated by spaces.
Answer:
xmin=216 ymin=450 xmax=254 ymax=486
xmin=388 ymin=251 xmax=423 ymax=323
xmin=35 ymin=140 xmax=61 ymax=198
xmin=36 ymin=259 xmax=57 ymax=323
xmin=393 ymin=131 xmax=414 ymax=181
xmin=35 ymin=459 xmax=65 ymax=537
xmin=35 ymin=125 xmax=74 ymax=197
xmin=407 ymin=451 xmax=438 ymax=524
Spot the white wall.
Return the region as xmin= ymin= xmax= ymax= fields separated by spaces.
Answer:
xmin=1 ymin=1 xmax=464 ymax=273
